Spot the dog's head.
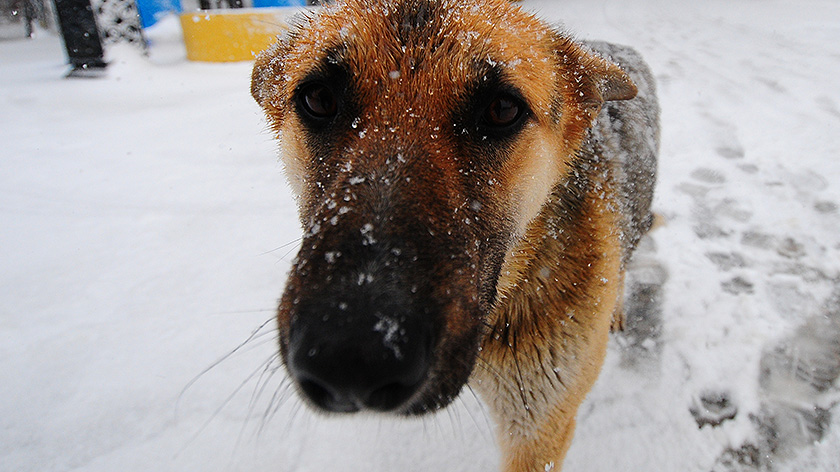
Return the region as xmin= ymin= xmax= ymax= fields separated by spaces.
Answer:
xmin=252 ymin=0 xmax=635 ymax=415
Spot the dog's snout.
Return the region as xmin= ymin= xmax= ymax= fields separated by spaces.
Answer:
xmin=288 ymin=301 xmax=432 ymax=413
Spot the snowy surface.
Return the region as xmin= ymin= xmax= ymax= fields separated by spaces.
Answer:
xmin=2 ymin=1 xmax=840 ymax=471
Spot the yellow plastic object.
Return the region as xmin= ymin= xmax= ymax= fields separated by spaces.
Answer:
xmin=180 ymin=8 xmax=303 ymax=62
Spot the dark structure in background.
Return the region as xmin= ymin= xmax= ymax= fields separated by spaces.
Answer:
xmin=198 ymin=0 xmax=241 ymax=8
xmin=2 ymin=0 xmax=310 ymax=76
xmin=94 ymin=0 xmax=143 ymax=44
xmin=53 ymin=0 xmax=107 ymax=76
xmin=0 ymin=0 xmax=54 ymax=37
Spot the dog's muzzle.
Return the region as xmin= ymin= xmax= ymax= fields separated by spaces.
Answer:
xmin=285 ymin=263 xmax=435 ymax=413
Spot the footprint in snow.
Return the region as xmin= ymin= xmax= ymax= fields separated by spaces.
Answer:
xmin=619 ymin=234 xmax=668 ymax=370
xmin=711 ymin=287 xmax=840 ymax=471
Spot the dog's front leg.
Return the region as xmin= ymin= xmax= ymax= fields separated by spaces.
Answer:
xmin=474 ymin=318 xmax=612 ymax=472
xmin=473 ymin=199 xmax=623 ymax=471
xmin=500 ymin=413 xmax=578 ymax=472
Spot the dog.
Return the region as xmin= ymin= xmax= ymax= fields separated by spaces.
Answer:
xmin=251 ymin=0 xmax=659 ymax=470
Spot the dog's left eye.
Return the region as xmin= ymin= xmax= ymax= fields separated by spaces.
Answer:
xmin=483 ymin=94 xmax=525 ymax=128
xmin=298 ymin=83 xmax=339 ymax=120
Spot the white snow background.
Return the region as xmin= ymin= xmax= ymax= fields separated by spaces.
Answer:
xmin=2 ymin=0 xmax=840 ymax=471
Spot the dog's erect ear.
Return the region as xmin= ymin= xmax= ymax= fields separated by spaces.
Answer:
xmin=556 ymin=36 xmax=637 ymax=112
xmin=251 ymin=39 xmax=289 ymax=109
xmin=587 ymin=54 xmax=637 ymax=102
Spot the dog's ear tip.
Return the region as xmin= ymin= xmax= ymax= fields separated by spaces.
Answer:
xmin=556 ymin=35 xmax=638 ymax=104
xmin=599 ymin=70 xmax=638 ymax=102
xmin=251 ymin=55 xmax=269 ymax=105
xmin=250 ymin=67 xmax=263 ymax=106
xmin=589 ymin=54 xmax=637 ymax=102
xmin=251 ymin=41 xmax=284 ymax=107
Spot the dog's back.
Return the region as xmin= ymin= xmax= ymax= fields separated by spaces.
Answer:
xmin=585 ymin=41 xmax=660 ymax=261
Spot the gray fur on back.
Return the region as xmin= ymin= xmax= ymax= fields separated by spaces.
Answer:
xmin=584 ymin=41 xmax=660 ymax=262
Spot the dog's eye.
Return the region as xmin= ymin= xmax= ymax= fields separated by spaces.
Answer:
xmin=483 ymin=94 xmax=524 ymax=128
xmin=299 ymin=83 xmax=338 ymax=120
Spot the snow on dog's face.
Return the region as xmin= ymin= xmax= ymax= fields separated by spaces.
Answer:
xmin=252 ymin=0 xmax=635 ymax=414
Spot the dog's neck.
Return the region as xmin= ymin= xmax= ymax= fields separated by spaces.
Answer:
xmin=472 ymin=142 xmax=623 ymax=469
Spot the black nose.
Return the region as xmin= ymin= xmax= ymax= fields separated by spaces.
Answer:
xmin=287 ymin=304 xmax=432 ymax=413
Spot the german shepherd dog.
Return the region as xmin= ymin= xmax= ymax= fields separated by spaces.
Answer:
xmin=251 ymin=0 xmax=659 ymax=469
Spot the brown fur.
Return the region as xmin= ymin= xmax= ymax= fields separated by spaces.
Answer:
xmin=251 ymin=0 xmax=658 ymax=470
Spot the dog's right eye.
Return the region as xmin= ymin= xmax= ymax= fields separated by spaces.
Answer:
xmin=484 ymin=94 xmax=523 ymax=128
xmin=474 ymin=90 xmax=530 ymax=139
xmin=298 ymin=83 xmax=338 ymax=121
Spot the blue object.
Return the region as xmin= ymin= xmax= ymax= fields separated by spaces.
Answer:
xmin=253 ymin=0 xmax=305 ymax=7
xmin=135 ymin=0 xmax=182 ymax=28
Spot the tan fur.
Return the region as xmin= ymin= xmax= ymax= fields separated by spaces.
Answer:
xmin=251 ymin=1 xmax=658 ymax=470
xmin=475 ymin=176 xmax=625 ymax=470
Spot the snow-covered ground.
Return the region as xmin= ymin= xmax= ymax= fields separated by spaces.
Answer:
xmin=2 ymin=1 xmax=840 ymax=471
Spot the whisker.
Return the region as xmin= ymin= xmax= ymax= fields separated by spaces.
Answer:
xmin=258 ymin=237 xmax=302 ymax=257
xmin=247 ymin=352 xmax=283 ymax=420
xmin=285 ymin=397 xmax=307 ymax=433
xmin=174 ymin=313 xmax=281 ymax=457
xmin=278 ymin=245 xmax=300 ymax=263
xmin=230 ymin=330 xmax=280 ymax=358
xmin=255 ymin=371 xmax=288 ymax=436
xmin=446 ymin=398 xmax=463 ymax=439
xmin=178 ymin=315 xmax=277 ymax=410
xmin=209 ymin=308 xmax=277 ymax=315
xmin=461 ymin=385 xmax=494 ymax=439
xmin=235 ymin=352 xmax=283 ymax=452
xmin=251 ymin=363 xmax=293 ymax=444
xmin=262 ymin=376 xmax=298 ymax=433
xmin=176 ymin=351 xmax=280 ymax=457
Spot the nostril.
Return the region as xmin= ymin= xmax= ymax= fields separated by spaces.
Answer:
xmin=298 ymin=377 xmax=360 ymax=413
xmin=291 ymin=348 xmax=428 ymax=413
xmin=287 ymin=301 xmax=433 ymax=414
xmin=298 ymin=377 xmax=331 ymax=405
xmin=365 ymin=380 xmax=421 ymax=411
